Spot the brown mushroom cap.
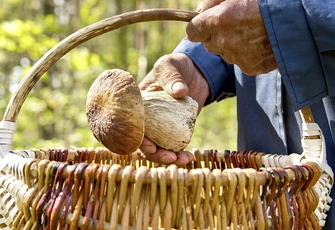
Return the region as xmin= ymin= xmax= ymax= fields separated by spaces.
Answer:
xmin=86 ymin=69 xmax=144 ymax=155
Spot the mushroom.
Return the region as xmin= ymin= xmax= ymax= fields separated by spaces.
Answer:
xmin=86 ymin=69 xmax=198 ymax=155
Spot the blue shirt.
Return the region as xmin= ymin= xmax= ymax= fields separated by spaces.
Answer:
xmin=260 ymin=0 xmax=335 ymax=111
xmin=173 ymin=0 xmax=335 ymax=226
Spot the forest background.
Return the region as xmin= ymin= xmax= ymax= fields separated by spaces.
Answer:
xmin=0 ymin=0 xmax=237 ymax=153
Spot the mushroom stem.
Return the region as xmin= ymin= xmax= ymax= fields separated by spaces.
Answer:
xmin=142 ymin=91 xmax=198 ymax=152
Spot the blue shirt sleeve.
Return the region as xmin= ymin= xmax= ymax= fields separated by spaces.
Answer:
xmin=259 ymin=0 xmax=335 ymax=110
xmin=173 ymin=38 xmax=235 ymax=105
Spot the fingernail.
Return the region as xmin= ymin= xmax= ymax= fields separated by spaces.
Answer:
xmin=171 ymin=82 xmax=185 ymax=92
xmin=141 ymin=144 xmax=155 ymax=154
xmin=160 ymin=154 xmax=175 ymax=163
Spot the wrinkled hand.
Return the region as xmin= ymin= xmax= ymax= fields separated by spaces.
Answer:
xmin=187 ymin=0 xmax=277 ymax=75
xmin=197 ymin=0 xmax=225 ymax=12
xmin=138 ymin=53 xmax=210 ymax=165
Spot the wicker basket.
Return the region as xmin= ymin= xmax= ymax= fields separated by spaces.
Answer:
xmin=0 ymin=9 xmax=333 ymax=230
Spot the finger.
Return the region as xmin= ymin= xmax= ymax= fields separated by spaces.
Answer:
xmin=139 ymin=71 xmax=163 ymax=91
xmin=139 ymin=136 xmax=157 ymax=154
xmin=186 ymin=9 xmax=213 ymax=42
xmin=169 ymin=81 xmax=188 ymax=98
xmin=173 ymin=151 xmax=195 ymax=165
xmin=153 ymin=56 xmax=189 ymax=98
xmin=196 ymin=2 xmax=204 ymax=12
xmin=139 ymin=148 xmax=177 ymax=164
xmin=200 ymin=0 xmax=225 ymax=12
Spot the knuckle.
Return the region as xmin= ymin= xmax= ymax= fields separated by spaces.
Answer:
xmin=153 ymin=55 xmax=170 ymax=69
xmin=152 ymin=56 xmax=181 ymax=88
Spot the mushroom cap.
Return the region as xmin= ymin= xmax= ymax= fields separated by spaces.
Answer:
xmin=86 ymin=69 xmax=144 ymax=155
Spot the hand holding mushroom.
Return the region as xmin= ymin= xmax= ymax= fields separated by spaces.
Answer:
xmin=138 ymin=53 xmax=210 ymax=165
xmin=86 ymin=55 xmax=208 ymax=165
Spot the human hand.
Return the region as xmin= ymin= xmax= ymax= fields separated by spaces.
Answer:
xmin=138 ymin=53 xmax=210 ymax=165
xmin=196 ymin=0 xmax=225 ymax=12
xmin=187 ymin=0 xmax=278 ymax=75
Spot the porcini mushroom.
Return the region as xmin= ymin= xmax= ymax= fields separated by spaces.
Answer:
xmin=86 ymin=69 xmax=198 ymax=155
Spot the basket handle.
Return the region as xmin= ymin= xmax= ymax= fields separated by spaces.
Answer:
xmin=299 ymin=107 xmax=333 ymax=179
xmin=1 ymin=9 xmax=198 ymax=123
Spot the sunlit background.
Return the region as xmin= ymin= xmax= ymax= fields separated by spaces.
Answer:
xmin=0 ymin=0 xmax=237 ymax=153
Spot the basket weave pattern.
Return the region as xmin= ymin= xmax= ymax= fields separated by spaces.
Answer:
xmin=0 ymin=148 xmax=328 ymax=229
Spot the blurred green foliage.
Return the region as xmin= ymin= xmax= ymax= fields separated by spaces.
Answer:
xmin=0 ymin=0 xmax=237 ymax=152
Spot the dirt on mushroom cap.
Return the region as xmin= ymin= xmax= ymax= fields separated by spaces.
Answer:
xmin=86 ymin=69 xmax=144 ymax=155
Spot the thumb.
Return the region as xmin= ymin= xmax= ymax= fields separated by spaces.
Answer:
xmin=153 ymin=56 xmax=189 ymax=98
xmin=166 ymin=81 xmax=188 ymax=98
xmin=186 ymin=7 xmax=213 ymax=42
xmin=158 ymin=71 xmax=188 ymax=98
